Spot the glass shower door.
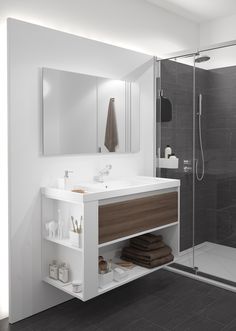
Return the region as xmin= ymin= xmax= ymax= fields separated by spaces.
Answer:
xmin=158 ymin=44 xmax=236 ymax=286
xmin=193 ymin=46 xmax=236 ymax=284
xmin=157 ymin=56 xmax=196 ymax=266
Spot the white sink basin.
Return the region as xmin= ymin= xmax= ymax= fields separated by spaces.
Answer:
xmin=73 ymin=176 xmax=174 ymax=193
xmin=44 ymin=176 xmax=180 ymax=203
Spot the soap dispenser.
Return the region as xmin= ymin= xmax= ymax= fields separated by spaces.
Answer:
xmin=64 ymin=170 xmax=73 ymax=190
xmin=164 ymin=145 xmax=172 ymax=159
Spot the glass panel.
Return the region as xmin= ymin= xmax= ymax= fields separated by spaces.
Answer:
xmin=157 ymin=56 xmax=195 ymax=260
xmin=193 ymin=46 xmax=236 ymax=283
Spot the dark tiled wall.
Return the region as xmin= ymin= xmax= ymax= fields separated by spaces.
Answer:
xmin=204 ymin=67 xmax=236 ymax=247
xmin=159 ymin=60 xmax=236 ymax=251
xmin=159 ymin=60 xmax=196 ymax=251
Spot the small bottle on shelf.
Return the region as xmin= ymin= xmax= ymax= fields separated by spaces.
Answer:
xmin=49 ymin=260 xmax=58 ymax=280
xmin=58 ymin=263 xmax=69 ymax=283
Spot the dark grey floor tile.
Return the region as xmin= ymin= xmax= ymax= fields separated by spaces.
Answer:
xmin=222 ymin=318 xmax=236 ymax=331
xmin=67 ymin=324 xmax=104 ymax=331
xmin=191 ymin=282 xmax=231 ymax=301
xmin=95 ymin=305 xmax=140 ymax=331
xmin=202 ymin=295 xmax=236 ymax=324
xmin=144 ymin=302 xmax=194 ymax=329
xmin=125 ymin=294 xmax=166 ymax=315
xmin=151 ymin=274 xmax=205 ymax=302
xmin=173 ymin=313 xmax=224 ymax=331
xmin=169 ymin=291 xmax=217 ymax=315
xmin=122 ymin=318 xmax=167 ymax=331
xmin=2 ymin=270 xmax=236 ymax=331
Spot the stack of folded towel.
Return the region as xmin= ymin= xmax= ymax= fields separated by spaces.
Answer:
xmin=121 ymin=233 xmax=174 ymax=268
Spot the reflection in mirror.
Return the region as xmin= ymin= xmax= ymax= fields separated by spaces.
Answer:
xmin=42 ymin=68 xmax=140 ymax=155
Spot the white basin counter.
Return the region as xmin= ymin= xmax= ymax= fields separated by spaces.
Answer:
xmin=42 ymin=176 xmax=180 ymax=203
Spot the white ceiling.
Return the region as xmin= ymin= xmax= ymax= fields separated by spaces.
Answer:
xmin=146 ymin=0 xmax=236 ymax=22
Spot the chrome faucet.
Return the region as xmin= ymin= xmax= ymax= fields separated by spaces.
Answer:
xmin=64 ymin=170 xmax=73 ymax=178
xmin=94 ymin=164 xmax=112 ymax=183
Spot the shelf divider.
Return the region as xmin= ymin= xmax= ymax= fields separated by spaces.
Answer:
xmin=99 ymin=221 xmax=178 ymax=248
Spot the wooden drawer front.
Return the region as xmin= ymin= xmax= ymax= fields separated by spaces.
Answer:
xmin=99 ymin=191 xmax=178 ymax=244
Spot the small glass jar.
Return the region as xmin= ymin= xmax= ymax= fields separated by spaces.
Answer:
xmin=72 ymin=280 xmax=82 ymax=293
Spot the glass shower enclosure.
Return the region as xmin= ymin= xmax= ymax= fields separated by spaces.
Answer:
xmin=157 ymin=43 xmax=236 ymax=286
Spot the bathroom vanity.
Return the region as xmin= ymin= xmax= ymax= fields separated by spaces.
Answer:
xmin=41 ymin=176 xmax=180 ymax=301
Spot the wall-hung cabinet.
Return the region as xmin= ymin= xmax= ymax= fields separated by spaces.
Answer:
xmin=41 ymin=179 xmax=180 ymax=301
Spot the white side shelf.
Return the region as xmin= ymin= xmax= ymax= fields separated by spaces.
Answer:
xmin=157 ymin=157 xmax=179 ymax=169
xmin=43 ymin=277 xmax=83 ymax=300
xmin=98 ymin=260 xmax=175 ymax=294
xmin=98 ymin=221 xmax=178 ymax=248
xmin=42 ymin=187 xmax=84 ymax=204
xmin=44 ymin=237 xmax=82 ymax=252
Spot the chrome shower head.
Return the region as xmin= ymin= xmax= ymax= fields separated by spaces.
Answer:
xmin=195 ymin=55 xmax=210 ymax=63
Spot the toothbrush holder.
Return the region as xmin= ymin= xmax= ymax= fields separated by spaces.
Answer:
xmin=69 ymin=230 xmax=80 ymax=248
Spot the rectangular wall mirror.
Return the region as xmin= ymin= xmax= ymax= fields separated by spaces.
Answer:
xmin=42 ymin=68 xmax=140 ymax=155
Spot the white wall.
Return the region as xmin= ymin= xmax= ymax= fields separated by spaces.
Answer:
xmin=1 ymin=0 xmax=201 ymax=323
xmin=200 ymin=14 xmax=236 ymax=47
xmin=0 ymin=20 xmax=8 ymax=321
xmin=198 ymin=14 xmax=236 ymax=70
xmin=7 ymin=18 xmax=154 ymax=323
xmin=0 ymin=0 xmax=199 ymax=58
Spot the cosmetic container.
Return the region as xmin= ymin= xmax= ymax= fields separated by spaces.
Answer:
xmin=113 ymin=267 xmax=129 ymax=282
xmin=58 ymin=263 xmax=69 ymax=283
xmin=49 ymin=260 xmax=58 ymax=280
xmin=72 ymin=280 xmax=82 ymax=293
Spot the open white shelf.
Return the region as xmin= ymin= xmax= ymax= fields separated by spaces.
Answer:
xmin=157 ymin=157 xmax=179 ymax=169
xmin=43 ymin=277 xmax=83 ymax=300
xmin=44 ymin=237 xmax=82 ymax=252
xmin=98 ymin=260 xmax=175 ymax=294
xmin=98 ymin=221 xmax=178 ymax=248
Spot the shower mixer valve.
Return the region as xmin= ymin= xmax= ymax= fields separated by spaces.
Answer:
xmin=183 ymin=160 xmax=192 ymax=173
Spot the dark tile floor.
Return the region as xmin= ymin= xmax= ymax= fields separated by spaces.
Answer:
xmin=1 ymin=270 xmax=236 ymax=331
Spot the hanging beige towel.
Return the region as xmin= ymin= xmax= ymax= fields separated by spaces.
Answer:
xmin=104 ymin=98 xmax=118 ymax=152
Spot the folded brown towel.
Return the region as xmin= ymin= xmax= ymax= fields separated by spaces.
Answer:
xmin=121 ymin=253 xmax=174 ymax=268
xmin=130 ymin=240 xmax=165 ymax=251
xmin=131 ymin=233 xmax=163 ymax=246
xmin=122 ymin=245 xmax=172 ymax=262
